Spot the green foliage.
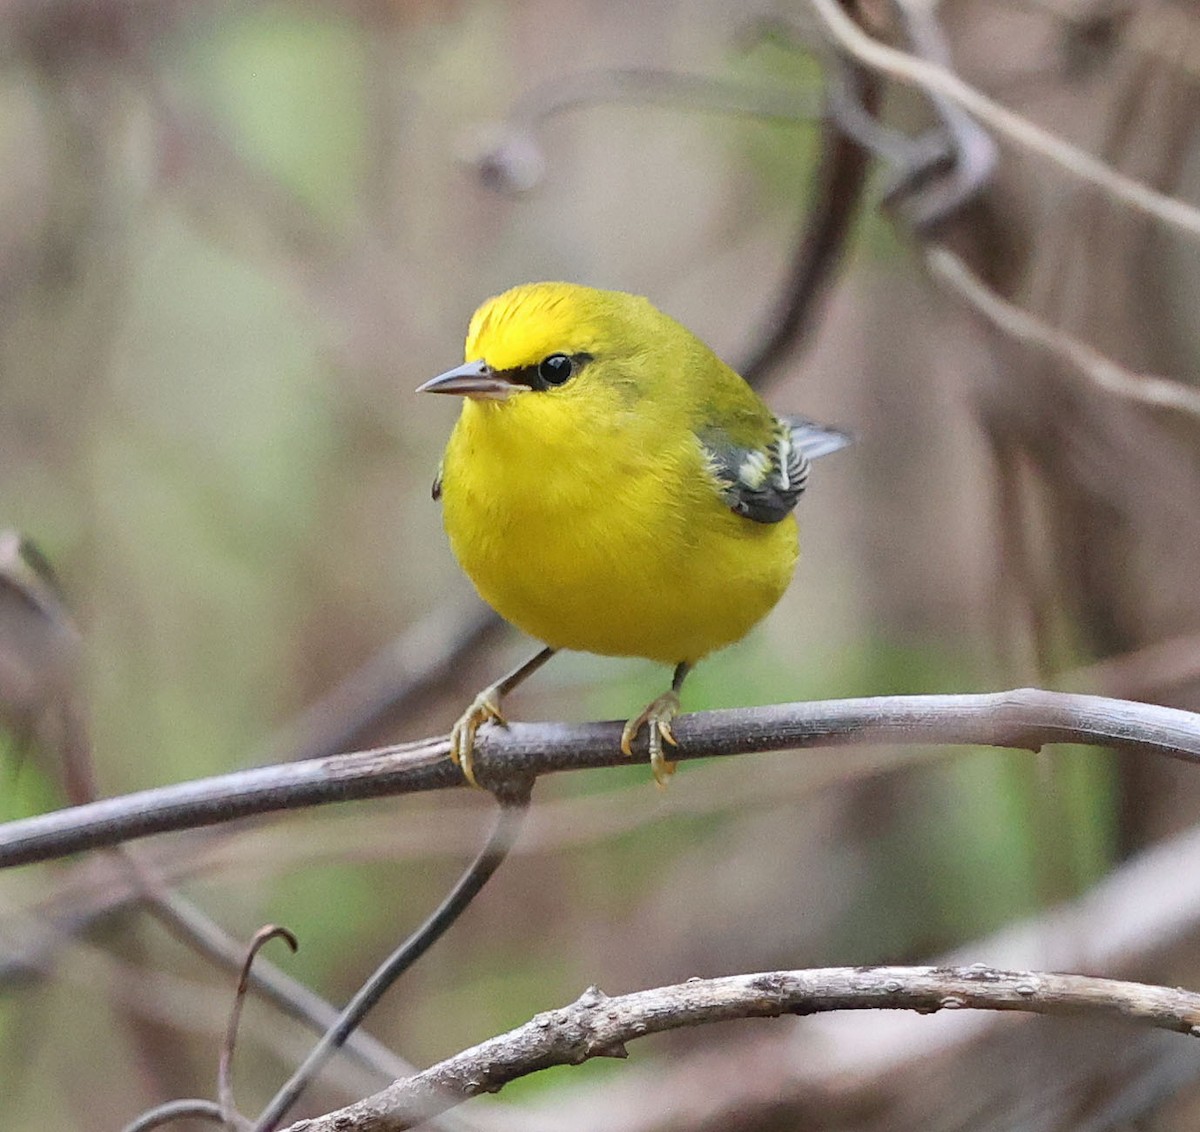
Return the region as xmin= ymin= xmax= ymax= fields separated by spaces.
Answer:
xmin=0 ymin=736 xmax=59 ymax=821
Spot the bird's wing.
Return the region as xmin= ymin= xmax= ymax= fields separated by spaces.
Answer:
xmin=432 ymin=462 xmax=444 ymax=501
xmin=699 ymin=417 xmax=851 ymax=525
xmin=785 ymin=416 xmax=854 ymax=461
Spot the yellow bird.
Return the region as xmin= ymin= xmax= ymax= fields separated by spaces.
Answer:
xmin=419 ymin=282 xmax=849 ymax=786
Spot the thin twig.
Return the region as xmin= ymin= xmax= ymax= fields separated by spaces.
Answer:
xmin=805 ymin=0 xmax=1200 ymax=241
xmin=121 ymin=1099 xmax=229 ymax=1132
xmin=3 ymin=689 xmax=1199 ymax=868
xmin=506 ymin=66 xmax=824 ymax=129
xmin=220 ymin=926 xmax=299 ymax=1129
xmin=926 ymin=244 xmax=1200 ymax=420
xmin=283 ymin=965 xmax=1200 ymax=1132
xmin=883 ymin=0 xmax=998 ymax=228
xmin=253 ymin=794 xmax=531 ymax=1132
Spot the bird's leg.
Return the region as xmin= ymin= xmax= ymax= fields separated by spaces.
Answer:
xmin=450 ymin=645 xmax=557 ymax=787
xmin=620 ymin=661 xmax=690 ymax=786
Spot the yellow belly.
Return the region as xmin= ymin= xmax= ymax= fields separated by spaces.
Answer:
xmin=439 ymin=403 xmax=798 ymax=665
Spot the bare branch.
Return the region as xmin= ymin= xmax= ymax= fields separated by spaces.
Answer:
xmin=925 ymin=244 xmax=1200 ymax=420
xmin=120 ymin=1099 xmax=228 ymax=1132
xmin=2 ymin=689 xmax=1199 ymax=868
xmin=253 ymin=796 xmax=531 ymax=1132
xmin=220 ymin=926 xmax=299 ymax=1130
xmin=284 ymin=966 xmax=1200 ymax=1132
xmin=522 ymin=811 xmax=1200 ymax=1132
xmin=804 ymin=0 xmax=1200 ymax=241
xmin=882 ymin=0 xmax=998 ymax=228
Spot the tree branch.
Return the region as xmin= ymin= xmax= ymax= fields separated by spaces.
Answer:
xmin=283 ymin=965 xmax=1200 ymax=1132
xmin=925 ymin=244 xmax=1200 ymax=421
xmin=252 ymin=796 xmax=530 ymax=1131
xmin=804 ymin=0 xmax=1200 ymax=241
xmin=511 ymin=811 xmax=1200 ymax=1132
xmin=2 ymin=689 xmax=1199 ymax=869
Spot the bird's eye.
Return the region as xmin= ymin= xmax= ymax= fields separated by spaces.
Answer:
xmin=537 ymin=353 xmax=574 ymax=386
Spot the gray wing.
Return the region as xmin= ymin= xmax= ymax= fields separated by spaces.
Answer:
xmin=700 ymin=416 xmax=851 ymax=524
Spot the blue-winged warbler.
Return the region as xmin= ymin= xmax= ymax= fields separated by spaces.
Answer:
xmin=419 ymin=282 xmax=849 ymax=785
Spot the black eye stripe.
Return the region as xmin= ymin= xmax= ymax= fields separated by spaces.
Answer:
xmin=498 ymin=351 xmax=593 ymax=391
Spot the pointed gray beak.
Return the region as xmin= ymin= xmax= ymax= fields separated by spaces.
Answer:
xmin=416 ymin=360 xmax=517 ymax=400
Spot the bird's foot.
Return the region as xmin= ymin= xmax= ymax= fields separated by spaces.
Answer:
xmin=449 ymin=686 xmax=508 ymax=787
xmin=620 ymin=690 xmax=681 ymax=786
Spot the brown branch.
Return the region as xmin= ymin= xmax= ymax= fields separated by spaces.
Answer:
xmin=805 ymin=0 xmax=1200 ymax=240
xmin=737 ymin=0 xmax=881 ymax=387
xmin=284 ymin=966 xmax=1200 ymax=1132
xmin=252 ymin=796 xmax=530 ymax=1132
xmin=882 ymin=0 xmax=998 ymax=229
xmin=220 ymin=926 xmax=298 ymax=1129
xmin=120 ymin=1099 xmax=228 ymax=1132
xmin=925 ymin=244 xmax=1200 ymax=421
xmin=2 ymin=689 xmax=1199 ymax=868
xmin=515 ymin=812 xmax=1200 ymax=1132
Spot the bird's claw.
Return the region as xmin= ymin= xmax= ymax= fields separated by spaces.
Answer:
xmin=449 ymin=688 xmax=508 ymax=787
xmin=620 ymin=690 xmax=681 ymax=786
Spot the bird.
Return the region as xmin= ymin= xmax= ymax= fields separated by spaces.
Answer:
xmin=418 ymin=282 xmax=849 ymax=787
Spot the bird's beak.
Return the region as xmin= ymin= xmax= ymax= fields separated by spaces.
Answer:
xmin=416 ymin=360 xmax=517 ymax=400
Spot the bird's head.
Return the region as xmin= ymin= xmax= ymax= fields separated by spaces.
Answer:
xmin=417 ymin=282 xmax=683 ymax=421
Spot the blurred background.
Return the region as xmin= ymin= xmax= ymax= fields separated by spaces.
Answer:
xmin=3 ymin=0 xmax=1200 ymax=1128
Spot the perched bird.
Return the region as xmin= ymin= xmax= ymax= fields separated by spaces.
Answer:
xmin=419 ymin=282 xmax=849 ymax=786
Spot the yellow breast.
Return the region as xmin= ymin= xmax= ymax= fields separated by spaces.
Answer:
xmin=439 ymin=397 xmax=798 ymax=665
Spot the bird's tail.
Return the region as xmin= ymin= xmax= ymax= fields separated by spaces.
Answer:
xmin=787 ymin=417 xmax=854 ymax=460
